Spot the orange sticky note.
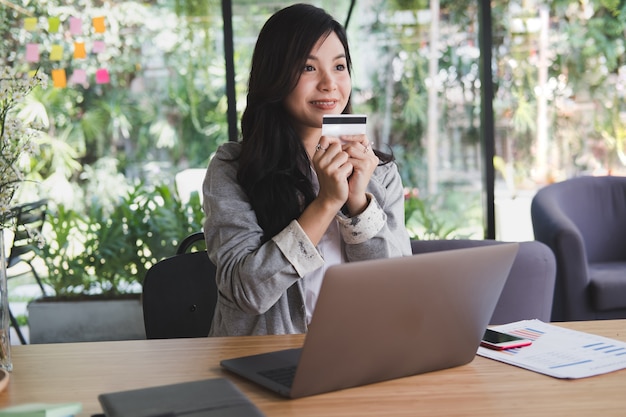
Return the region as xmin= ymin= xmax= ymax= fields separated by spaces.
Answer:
xmin=92 ymin=16 xmax=106 ymax=33
xmin=48 ymin=16 xmax=61 ymax=32
xmin=50 ymin=44 xmax=64 ymax=61
xmin=73 ymin=42 xmax=86 ymax=59
xmin=24 ymin=17 xmax=38 ymax=31
xmin=26 ymin=43 xmax=40 ymax=63
xmin=95 ymin=68 xmax=110 ymax=84
xmin=51 ymin=69 xmax=67 ymax=88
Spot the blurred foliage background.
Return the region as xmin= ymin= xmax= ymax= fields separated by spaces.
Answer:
xmin=1 ymin=0 xmax=625 ymax=295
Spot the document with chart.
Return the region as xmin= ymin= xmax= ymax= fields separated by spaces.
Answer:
xmin=477 ymin=319 xmax=626 ymax=379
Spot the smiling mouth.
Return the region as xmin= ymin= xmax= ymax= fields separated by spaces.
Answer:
xmin=311 ymin=100 xmax=337 ymax=107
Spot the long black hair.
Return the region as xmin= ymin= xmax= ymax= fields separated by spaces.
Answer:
xmin=235 ymin=4 xmax=390 ymax=242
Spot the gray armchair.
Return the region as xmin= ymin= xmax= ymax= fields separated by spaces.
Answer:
xmin=531 ymin=175 xmax=626 ymax=321
xmin=410 ymin=239 xmax=556 ymax=325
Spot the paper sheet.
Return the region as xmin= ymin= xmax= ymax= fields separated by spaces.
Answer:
xmin=477 ymin=319 xmax=626 ymax=379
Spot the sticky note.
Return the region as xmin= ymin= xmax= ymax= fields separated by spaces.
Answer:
xmin=73 ymin=42 xmax=86 ymax=59
xmin=92 ymin=16 xmax=106 ymax=33
xmin=69 ymin=17 xmax=82 ymax=35
xmin=95 ymin=68 xmax=110 ymax=84
xmin=50 ymin=45 xmax=63 ymax=61
xmin=70 ymin=69 xmax=87 ymax=86
xmin=92 ymin=40 xmax=105 ymax=54
xmin=48 ymin=17 xmax=61 ymax=32
xmin=26 ymin=43 xmax=40 ymax=63
xmin=24 ymin=17 xmax=38 ymax=31
xmin=51 ymin=69 xmax=67 ymax=88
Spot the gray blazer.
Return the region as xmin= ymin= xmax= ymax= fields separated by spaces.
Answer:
xmin=202 ymin=142 xmax=411 ymax=336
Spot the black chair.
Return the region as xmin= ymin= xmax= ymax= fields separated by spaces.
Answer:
xmin=6 ymin=199 xmax=48 ymax=291
xmin=531 ymin=175 xmax=626 ymax=321
xmin=142 ymin=232 xmax=218 ymax=339
xmin=5 ymin=199 xmax=48 ymax=344
xmin=410 ymin=239 xmax=556 ymax=325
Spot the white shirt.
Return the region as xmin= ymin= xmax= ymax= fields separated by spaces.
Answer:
xmin=303 ymin=168 xmax=345 ymax=323
xmin=304 ymin=218 xmax=344 ymax=323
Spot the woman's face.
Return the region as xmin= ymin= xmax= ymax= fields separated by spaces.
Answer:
xmin=283 ymin=32 xmax=352 ymax=136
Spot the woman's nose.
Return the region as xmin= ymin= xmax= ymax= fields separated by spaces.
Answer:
xmin=318 ymin=71 xmax=337 ymax=91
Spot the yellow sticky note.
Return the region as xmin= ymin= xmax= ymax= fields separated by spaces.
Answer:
xmin=92 ymin=16 xmax=106 ymax=33
xmin=51 ymin=69 xmax=67 ymax=88
xmin=48 ymin=16 xmax=61 ymax=32
xmin=24 ymin=17 xmax=38 ymax=31
xmin=50 ymin=44 xmax=64 ymax=61
xmin=73 ymin=42 xmax=86 ymax=59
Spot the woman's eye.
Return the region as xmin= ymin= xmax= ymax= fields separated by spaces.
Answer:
xmin=303 ymin=65 xmax=315 ymax=72
xmin=336 ymin=64 xmax=346 ymax=71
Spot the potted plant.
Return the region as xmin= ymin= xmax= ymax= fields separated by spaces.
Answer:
xmin=27 ymin=182 xmax=204 ymax=343
xmin=1 ymin=67 xmax=47 ymax=365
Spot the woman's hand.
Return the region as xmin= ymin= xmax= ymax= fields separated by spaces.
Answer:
xmin=300 ymin=134 xmax=377 ymax=245
xmin=311 ymin=136 xmax=352 ymax=213
xmin=299 ymin=136 xmax=353 ymax=246
xmin=340 ymin=134 xmax=379 ymax=215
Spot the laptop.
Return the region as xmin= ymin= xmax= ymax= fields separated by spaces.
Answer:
xmin=220 ymin=243 xmax=519 ymax=398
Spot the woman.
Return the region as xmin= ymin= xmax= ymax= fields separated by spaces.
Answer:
xmin=202 ymin=3 xmax=411 ymax=336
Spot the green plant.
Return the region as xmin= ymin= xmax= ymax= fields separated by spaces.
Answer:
xmin=404 ymin=188 xmax=481 ymax=240
xmin=35 ymin=204 xmax=88 ymax=296
xmin=14 ymin=315 xmax=28 ymax=327
xmin=35 ymin=182 xmax=204 ymax=299
xmin=0 ymin=67 xmax=47 ymax=224
xmin=405 ymin=194 xmax=457 ymax=240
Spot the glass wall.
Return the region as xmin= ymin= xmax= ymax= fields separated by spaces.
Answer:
xmin=2 ymin=0 xmax=625 ymax=329
xmin=226 ymin=1 xmax=487 ymax=240
xmin=2 ymin=0 xmax=625 ymax=240
xmin=490 ymin=1 xmax=626 ymax=240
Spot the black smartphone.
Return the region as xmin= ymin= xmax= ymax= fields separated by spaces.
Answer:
xmin=480 ymin=328 xmax=532 ymax=350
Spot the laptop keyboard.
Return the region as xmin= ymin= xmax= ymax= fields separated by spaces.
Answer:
xmin=258 ymin=366 xmax=297 ymax=388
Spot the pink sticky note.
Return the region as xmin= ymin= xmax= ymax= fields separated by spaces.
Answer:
xmin=92 ymin=40 xmax=105 ymax=54
xmin=70 ymin=69 xmax=88 ymax=86
xmin=95 ymin=68 xmax=110 ymax=84
xmin=70 ymin=17 xmax=82 ymax=35
xmin=26 ymin=43 xmax=40 ymax=63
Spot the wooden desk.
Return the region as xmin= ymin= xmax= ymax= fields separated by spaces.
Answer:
xmin=2 ymin=320 xmax=625 ymax=416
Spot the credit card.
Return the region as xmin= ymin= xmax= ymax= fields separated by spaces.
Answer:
xmin=322 ymin=114 xmax=367 ymax=136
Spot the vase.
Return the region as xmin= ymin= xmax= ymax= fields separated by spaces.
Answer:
xmin=0 ymin=228 xmax=13 ymax=371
